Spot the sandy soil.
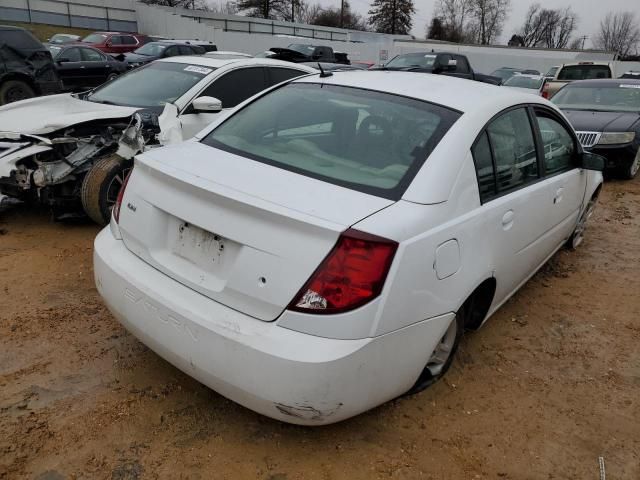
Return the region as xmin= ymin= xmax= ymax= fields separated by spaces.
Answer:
xmin=1 ymin=177 xmax=639 ymax=480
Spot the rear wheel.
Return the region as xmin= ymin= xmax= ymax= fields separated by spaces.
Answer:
xmin=406 ymin=306 xmax=465 ymax=395
xmin=0 ymin=80 xmax=35 ymax=105
xmin=81 ymin=155 xmax=131 ymax=225
xmin=567 ymin=194 xmax=598 ymax=250
xmin=620 ymin=149 xmax=640 ymax=180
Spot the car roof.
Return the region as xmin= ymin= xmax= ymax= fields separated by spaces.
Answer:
xmin=0 ymin=25 xmax=25 ymax=31
xmin=561 ymin=79 xmax=640 ymax=87
xmin=292 ymin=71 xmax=549 ymax=113
xmin=156 ymin=56 xmax=317 ymax=71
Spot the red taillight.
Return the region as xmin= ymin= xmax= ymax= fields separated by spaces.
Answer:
xmin=288 ymin=229 xmax=398 ymax=315
xmin=113 ymin=169 xmax=133 ymax=224
xmin=542 ymin=81 xmax=550 ymax=99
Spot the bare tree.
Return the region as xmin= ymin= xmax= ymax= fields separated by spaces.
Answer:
xmin=594 ymin=11 xmax=640 ymax=57
xmin=468 ymin=0 xmax=510 ymax=45
xmin=207 ymin=0 xmax=239 ymax=14
xmin=432 ymin=0 xmax=474 ymax=42
xmin=296 ymin=1 xmax=322 ymax=24
xmin=516 ymin=4 xmax=577 ymax=49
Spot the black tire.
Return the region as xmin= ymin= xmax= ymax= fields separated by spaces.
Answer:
xmin=405 ymin=304 xmax=466 ymax=395
xmin=566 ymin=193 xmax=598 ymax=250
xmin=0 ymin=80 xmax=36 ymax=105
xmin=81 ymin=155 xmax=131 ymax=225
xmin=619 ymin=150 xmax=640 ymax=180
xmin=106 ymin=73 xmax=118 ymax=82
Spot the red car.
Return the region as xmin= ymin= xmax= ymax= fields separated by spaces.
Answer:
xmin=80 ymin=32 xmax=150 ymax=54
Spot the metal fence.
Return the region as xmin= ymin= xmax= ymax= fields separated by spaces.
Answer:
xmin=0 ymin=0 xmax=137 ymax=32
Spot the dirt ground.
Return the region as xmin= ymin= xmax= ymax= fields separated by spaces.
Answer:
xmin=1 ymin=177 xmax=639 ymax=480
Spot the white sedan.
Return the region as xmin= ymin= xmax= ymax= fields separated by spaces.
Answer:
xmin=94 ymin=71 xmax=604 ymax=425
xmin=0 ymin=56 xmax=315 ymax=224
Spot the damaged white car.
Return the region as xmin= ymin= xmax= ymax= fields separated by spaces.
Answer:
xmin=0 ymin=57 xmax=314 ymax=224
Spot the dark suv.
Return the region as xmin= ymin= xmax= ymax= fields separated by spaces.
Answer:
xmin=0 ymin=25 xmax=61 ymax=105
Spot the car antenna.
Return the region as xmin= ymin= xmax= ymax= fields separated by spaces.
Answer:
xmin=318 ymin=62 xmax=332 ymax=78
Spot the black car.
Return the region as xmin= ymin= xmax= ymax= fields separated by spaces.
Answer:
xmin=118 ymin=41 xmax=205 ymax=69
xmin=552 ymin=79 xmax=640 ymax=179
xmin=48 ymin=44 xmax=127 ymax=91
xmin=0 ymin=25 xmax=61 ymax=105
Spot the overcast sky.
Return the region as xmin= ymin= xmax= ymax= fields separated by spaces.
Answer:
xmin=313 ymin=0 xmax=639 ymax=47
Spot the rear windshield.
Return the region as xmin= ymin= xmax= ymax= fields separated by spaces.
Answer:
xmin=552 ymin=84 xmax=640 ymax=113
xmin=558 ymin=65 xmax=611 ymax=81
xmin=504 ymin=75 xmax=544 ymax=89
xmin=0 ymin=29 xmax=43 ymax=50
xmin=386 ymin=53 xmax=437 ymax=70
xmin=203 ymin=83 xmax=461 ymax=200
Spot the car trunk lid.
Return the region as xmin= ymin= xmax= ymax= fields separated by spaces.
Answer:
xmin=118 ymin=141 xmax=394 ymax=321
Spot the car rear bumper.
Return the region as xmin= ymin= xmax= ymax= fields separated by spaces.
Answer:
xmin=94 ymin=227 xmax=454 ymax=425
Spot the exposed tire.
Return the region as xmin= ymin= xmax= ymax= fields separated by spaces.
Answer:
xmin=566 ymin=194 xmax=598 ymax=250
xmin=405 ymin=304 xmax=466 ymax=395
xmin=106 ymin=73 xmax=118 ymax=82
xmin=0 ymin=80 xmax=35 ymax=105
xmin=81 ymin=155 xmax=131 ymax=225
xmin=620 ymin=149 xmax=640 ymax=180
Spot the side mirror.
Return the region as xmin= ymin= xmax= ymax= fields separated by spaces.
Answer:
xmin=581 ymin=152 xmax=605 ymax=171
xmin=106 ymin=41 xmax=113 ymax=47
xmin=191 ymin=96 xmax=222 ymax=113
xmin=312 ymin=53 xmax=321 ymax=60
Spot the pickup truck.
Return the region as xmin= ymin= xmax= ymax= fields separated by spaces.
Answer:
xmin=262 ymin=44 xmax=350 ymax=65
xmin=377 ymin=52 xmax=502 ymax=85
xmin=543 ymin=61 xmax=640 ymax=98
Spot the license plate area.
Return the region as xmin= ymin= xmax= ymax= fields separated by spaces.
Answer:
xmin=172 ymin=222 xmax=225 ymax=271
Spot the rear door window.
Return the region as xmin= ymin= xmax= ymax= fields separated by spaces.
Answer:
xmin=203 ymin=83 xmax=461 ymax=200
xmin=486 ymin=108 xmax=539 ymax=193
xmin=201 ymin=67 xmax=267 ymax=108
xmin=178 ymin=45 xmax=192 ymax=55
xmin=472 ymin=131 xmax=496 ymax=202
xmin=121 ymin=36 xmax=137 ymax=45
xmin=80 ymin=47 xmax=105 ymax=62
xmin=267 ymin=67 xmax=306 ymax=86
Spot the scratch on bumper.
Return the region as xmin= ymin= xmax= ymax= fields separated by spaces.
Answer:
xmin=275 ymin=402 xmax=343 ymax=422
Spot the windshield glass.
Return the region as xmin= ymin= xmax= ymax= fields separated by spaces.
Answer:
xmin=385 ymin=53 xmax=437 ymax=70
xmin=287 ymin=44 xmax=315 ymax=55
xmin=203 ymin=83 xmax=460 ymax=200
xmin=491 ymin=69 xmax=517 ymax=80
xmin=546 ymin=66 xmax=559 ymax=77
xmin=82 ymin=33 xmax=107 ymax=44
xmin=49 ymin=34 xmax=75 ymax=44
xmin=48 ymin=45 xmax=63 ymax=57
xmin=133 ymin=42 xmax=167 ymax=56
xmin=552 ymin=84 xmax=640 ymax=113
xmin=557 ymin=65 xmax=611 ymax=80
xmin=88 ymin=62 xmax=214 ymax=108
xmin=504 ymin=76 xmax=543 ymax=89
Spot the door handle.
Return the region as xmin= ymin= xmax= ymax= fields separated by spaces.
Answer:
xmin=502 ymin=210 xmax=515 ymax=230
xmin=554 ymin=187 xmax=564 ymax=204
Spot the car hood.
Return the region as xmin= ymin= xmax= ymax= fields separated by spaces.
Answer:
xmin=0 ymin=94 xmax=140 ymax=134
xmin=562 ymin=109 xmax=640 ymax=132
